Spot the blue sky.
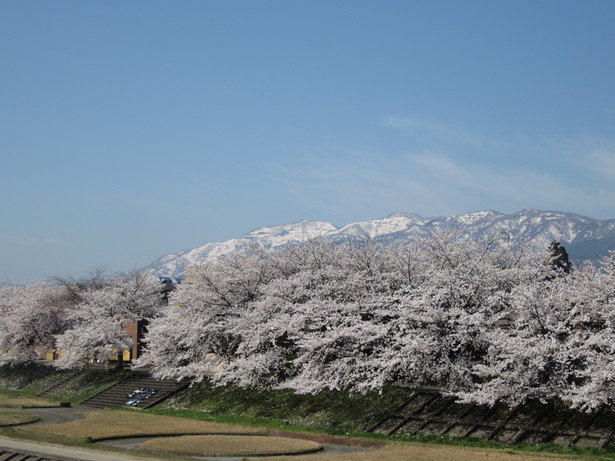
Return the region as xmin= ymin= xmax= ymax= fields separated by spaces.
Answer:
xmin=2 ymin=0 xmax=615 ymax=283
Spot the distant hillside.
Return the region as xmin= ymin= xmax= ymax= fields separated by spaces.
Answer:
xmin=146 ymin=209 xmax=615 ymax=279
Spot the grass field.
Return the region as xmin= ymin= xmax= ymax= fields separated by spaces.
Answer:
xmin=140 ymin=434 xmax=322 ymax=456
xmin=0 ymin=394 xmax=56 ymax=408
xmin=0 ymin=392 xmax=52 ymax=427
xmin=20 ymin=407 xmax=605 ymax=461
xmin=25 ymin=408 xmax=266 ymax=440
xmin=0 ymin=408 xmax=39 ymax=426
xmin=254 ymin=443 xmax=593 ymax=461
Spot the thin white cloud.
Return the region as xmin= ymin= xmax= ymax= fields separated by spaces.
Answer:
xmin=586 ymin=150 xmax=615 ymax=181
xmin=383 ymin=116 xmax=498 ymax=147
xmin=269 ymin=118 xmax=615 ymax=221
xmin=274 ymin=143 xmax=613 ymax=220
xmin=408 ymin=152 xmax=468 ymax=178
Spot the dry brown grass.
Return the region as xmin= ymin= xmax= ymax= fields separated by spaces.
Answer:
xmin=0 ymin=394 xmax=56 ymax=408
xmin=0 ymin=394 xmax=49 ymax=426
xmin=25 ymin=409 xmax=266 ymax=440
xmin=0 ymin=408 xmax=40 ymax=426
xmin=140 ymin=434 xmax=322 ymax=456
xmin=17 ymin=406 xmax=587 ymax=461
xmin=256 ymin=443 xmax=584 ymax=461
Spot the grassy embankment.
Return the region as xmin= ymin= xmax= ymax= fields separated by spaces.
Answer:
xmin=156 ymin=378 xmax=409 ymax=433
xmin=0 ymin=363 xmax=131 ymax=403
xmin=150 ymin=379 xmax=615 ymax=460
xmin=2 ymin=365 xmax=615 ymax=460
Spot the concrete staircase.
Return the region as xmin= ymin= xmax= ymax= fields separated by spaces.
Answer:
xmin=80 ymin=372 xmax=189 ymax=409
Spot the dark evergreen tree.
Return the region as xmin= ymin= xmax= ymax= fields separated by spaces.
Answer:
xmin=547 ymin=241 xmax=572 ymax=274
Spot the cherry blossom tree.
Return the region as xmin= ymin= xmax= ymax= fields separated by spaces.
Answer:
xmin=54 ymin=270 xmax=161 ymax=369
xmin=0 ymin=282 xmax=66 ymax=365
xmin=140 ymin=237 xmax=615 ymax=413
xmin=142 ymin=250 xmax=283 ymax=381
xmin=460 ymin=251 xmax=615 ymax=411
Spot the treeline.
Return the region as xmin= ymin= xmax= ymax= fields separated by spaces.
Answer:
xmin=0 ymin=270 xmax=160 ymax=368
xmin=1 ymin=235 xmax=615 ymax=412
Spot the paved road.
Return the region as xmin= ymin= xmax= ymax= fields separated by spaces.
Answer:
xmin=3 ymin=405 xmax=160 ymax=460
xmin=23 ymin=404 xmax=89 ymax=427
xmin=0 ymin=436 xmax=161 ymax=461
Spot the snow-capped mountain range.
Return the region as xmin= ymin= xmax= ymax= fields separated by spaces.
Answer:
xmin=147 ymin=209 xmax=615 ymax=279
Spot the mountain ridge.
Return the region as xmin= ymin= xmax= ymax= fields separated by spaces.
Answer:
xmin=147 ymin=210 xmax=615 ymax=279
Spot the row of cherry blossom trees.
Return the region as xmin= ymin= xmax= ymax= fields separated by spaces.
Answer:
xmin=0 ymin=271 xmax=161 ymax=368
xmin=141 ymin=236 xmax=615 ymax=412
xmin=1 ymin=235 xmax=614 ymax=412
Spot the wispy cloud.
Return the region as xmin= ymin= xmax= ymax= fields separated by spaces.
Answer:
xmin=383 ymin=116 xmax=498 ymax=148
xmin=271 ymin=128 xmax=615 ymax=221
xmin=405 ymin=152 xmax=590 ymax=204
xmin=408 ymin=152 xmax=468 ymax=178
xmin=585 ymin=149 xmax=615 ymax=181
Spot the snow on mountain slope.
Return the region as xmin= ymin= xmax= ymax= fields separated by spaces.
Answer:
xmin=147 ymin=221 xmax=337 ymax=278
xmin=331 ymin=214 xmax=426 ymax=239
xmin=147 ymin=210 xmax=615 ymax=279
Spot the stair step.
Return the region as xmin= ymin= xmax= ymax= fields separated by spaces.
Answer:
xmin=81 ymin=373 xmax=189 ymax=409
